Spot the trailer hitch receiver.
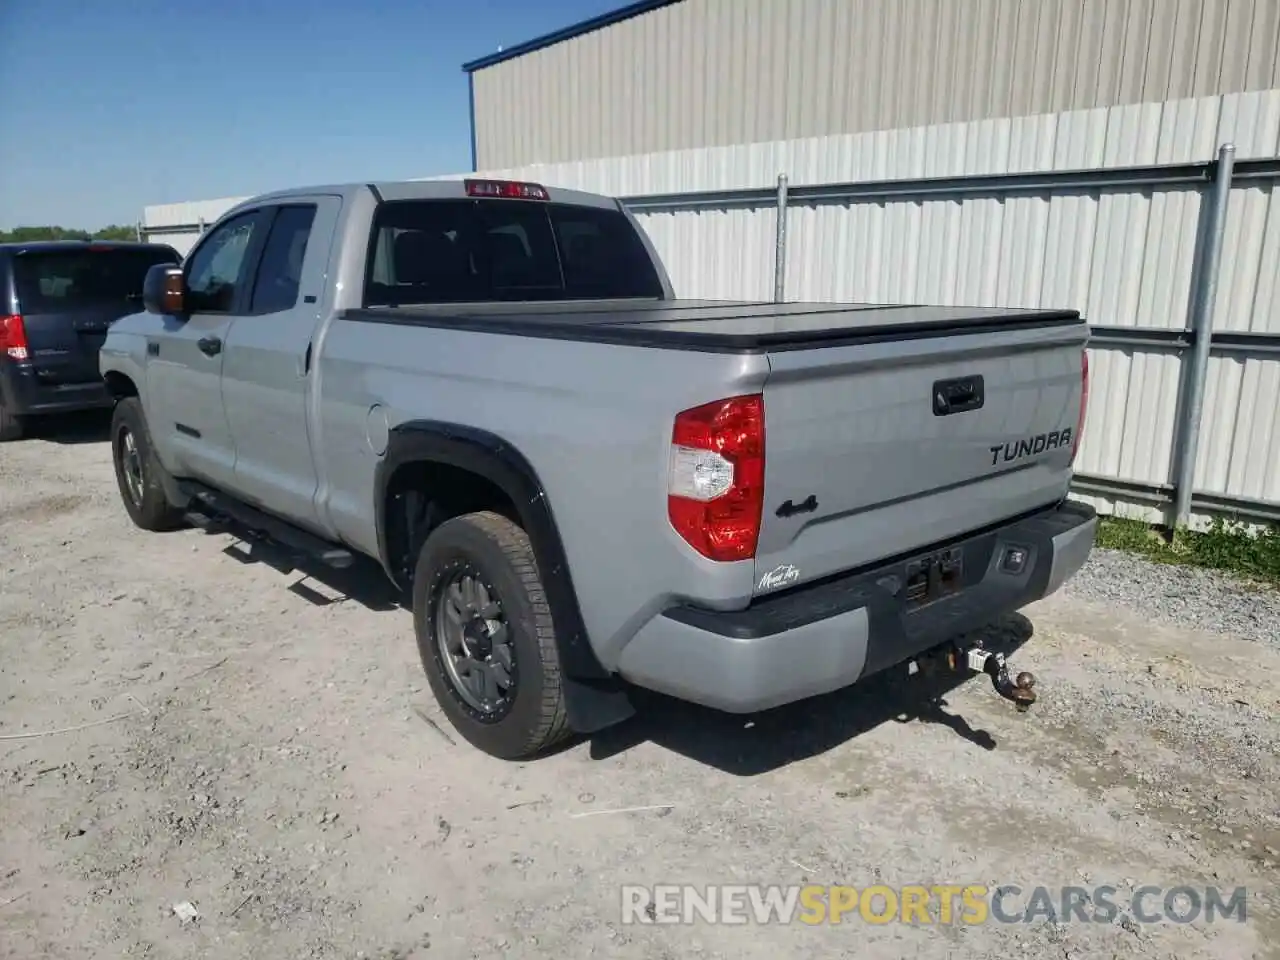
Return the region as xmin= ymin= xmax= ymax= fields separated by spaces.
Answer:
xmin=943 ymin=646 xmax=1038 ymax=711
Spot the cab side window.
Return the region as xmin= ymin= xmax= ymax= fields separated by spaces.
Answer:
xmin=185 ymin=212 xmax=262 ymax=313
xmin=250 ymin=205 xmax=318 ymax=314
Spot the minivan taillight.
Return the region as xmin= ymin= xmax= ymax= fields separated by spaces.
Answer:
xmin=667 ymin=394 xmax=765 ymax=562
xmin=1071 ymin=350 xmax=1089 ymax=465
xmin=0 ymin=314 xmax=28 ymax=361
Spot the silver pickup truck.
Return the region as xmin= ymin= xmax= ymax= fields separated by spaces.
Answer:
xmin=100 ymin=177 xmax=1096 ymax=759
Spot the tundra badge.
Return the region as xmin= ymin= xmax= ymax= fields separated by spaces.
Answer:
xmin=989 ymin=428 xmax=1073 ymax=466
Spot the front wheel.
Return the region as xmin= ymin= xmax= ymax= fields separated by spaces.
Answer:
xmin=413 ymin=511 xmax=570 ymax=759
xmin=111 ymin=397 xmax=185 ymax=532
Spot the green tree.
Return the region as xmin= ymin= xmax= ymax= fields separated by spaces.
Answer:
xmin=92 ymin=224 xmax=140 ymax=241
xmin=0 ymin=224 xmax=139 ymax=243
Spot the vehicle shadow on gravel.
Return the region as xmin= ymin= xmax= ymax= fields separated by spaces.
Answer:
xmin=218 ymin=541 xmax=403 ymax=612
xmin=20 ymin=409 xmax=112 ymax=444
xmin=586 ymin=614 xmax=1036 ymax=776
xmin=190 ymin=541 xmax=1037 ymax=776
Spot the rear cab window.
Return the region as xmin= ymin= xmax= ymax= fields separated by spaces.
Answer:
xmin=364 ymin=199 xmax=663 ymax=306
xmin=13 ymin=247 xmax=180 ymax=314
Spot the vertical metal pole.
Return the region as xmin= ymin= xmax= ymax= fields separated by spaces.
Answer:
xmin=1173 ymin=142 xmax=1236 ymax=528
xmin=773 ymin=173 xmax=789 ymax=303
xmin=135 ymin=221 xmax=142 ymax=242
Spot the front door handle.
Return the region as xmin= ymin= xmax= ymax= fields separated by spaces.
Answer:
xmin=197 ymin=336 xmax=223 ymax=357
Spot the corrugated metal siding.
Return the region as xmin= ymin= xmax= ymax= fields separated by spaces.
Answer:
xmin=1200 ymin=356 xmax=1280 ymax=502
xmin=632 ymin=206 xmax=777 ymax=300
xmin=477 ymin=89 xmax=1280 ymax=193
xmin=780 ymin=190 xmax=1206 ymax=333
xmin=471 ymin=0 xmax=1280 ymax=169
xmin=1215 ymin=182 xmax=1280 ymax=333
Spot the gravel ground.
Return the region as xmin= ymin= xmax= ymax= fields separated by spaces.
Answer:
xmin=1063 ymin=547 xmax=1280 ymax=646
xmin=1 ymin=414 xmax=1277 ymax=960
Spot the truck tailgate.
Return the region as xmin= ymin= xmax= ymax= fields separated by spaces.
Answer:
xmin=754 ymin=312 xmax=1088 ymax=595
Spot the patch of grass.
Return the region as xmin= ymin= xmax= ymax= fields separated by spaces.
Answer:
xmin=1096 ymin=515 xmax=1280 ymax=584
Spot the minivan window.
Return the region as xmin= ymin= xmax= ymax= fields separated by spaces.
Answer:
xmin=364 ymin=199 xmax=663 ymax=306
xmin=13 ymin=248 xmax=179 ymax=313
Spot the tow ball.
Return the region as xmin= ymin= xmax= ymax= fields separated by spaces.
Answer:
xmin=910 ymin=645 xmax=1038 ymax=712
xmin=956 ymin=646 xmax=1037 ymax=711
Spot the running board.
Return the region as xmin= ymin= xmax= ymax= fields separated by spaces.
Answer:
xmin=177 ymin=481 xmax=354 ymax=569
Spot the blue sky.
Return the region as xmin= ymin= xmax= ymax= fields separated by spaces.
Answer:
xmin=0 ymin=0 xmax=622 ymax=229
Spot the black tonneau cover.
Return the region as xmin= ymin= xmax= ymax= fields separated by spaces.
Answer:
xmin=341 ymin=300 xmax=1083 ymax=353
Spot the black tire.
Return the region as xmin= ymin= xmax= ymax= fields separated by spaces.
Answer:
xmin=111 ymin=397 xmax=185 ymax=532
xmin=0 ymin=402 xmax=22 ymax=442
xmin=413 ymin=510 xmax=570 ymax=759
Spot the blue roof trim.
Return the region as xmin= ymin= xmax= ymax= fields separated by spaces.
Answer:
xmin=467 ymin=72 xmax=478 ymax=171
xmin=461 ymin=0 xmax=682 ymax=73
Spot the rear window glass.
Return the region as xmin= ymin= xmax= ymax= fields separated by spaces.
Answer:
xmin=365 ymin=199 xmax=663 ymax=306
xmin=13 ymin=248 xmax=179 ymax=312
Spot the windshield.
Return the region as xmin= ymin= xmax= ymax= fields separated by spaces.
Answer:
xmin=14 ymin=248 xmax=179 ymax=312
xmin=365 ymin=199 xmax=664 ymax=306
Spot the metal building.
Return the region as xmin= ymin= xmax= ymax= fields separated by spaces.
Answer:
xmin=465 ymin=0 xmax=1280 ymax=170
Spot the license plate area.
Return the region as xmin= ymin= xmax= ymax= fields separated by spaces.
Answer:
xmin=903 ymin=546 xmax=964 ymax=608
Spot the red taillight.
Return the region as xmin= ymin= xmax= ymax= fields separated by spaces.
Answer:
xmin=667 ymin=394 xmax=765 ymax=562
xmin=0 ymin=314 xmax=28 ymax=361
xmin=464 ymin=179 xmax=549 ymax=201
xmin=1071 ymin=350 xmax=1089 ymax=465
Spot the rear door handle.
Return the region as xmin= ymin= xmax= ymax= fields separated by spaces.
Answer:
xmin=197 ymin=336 xmax=223 ymax=357
xmin=147 ymin=341 xmax=160 ymax=357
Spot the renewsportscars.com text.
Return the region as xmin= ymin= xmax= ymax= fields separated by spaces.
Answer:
xmin=620 ymin=884 xmax=1248 ymax=926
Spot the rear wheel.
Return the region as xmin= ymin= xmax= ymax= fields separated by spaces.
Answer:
xmin=111 ymin=397 xmax=185 ymax=532
xmin=413 ymin=511 xmax=570 ymax=759
xmin=0 ymin=402 xmax=22 ymax=441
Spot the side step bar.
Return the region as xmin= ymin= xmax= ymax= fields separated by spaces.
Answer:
xmin=177 ymin=481 xmax=354 ymax=569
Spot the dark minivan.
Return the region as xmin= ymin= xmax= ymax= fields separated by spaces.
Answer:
xmin=0 ymin=240 xmax=181 ymax=440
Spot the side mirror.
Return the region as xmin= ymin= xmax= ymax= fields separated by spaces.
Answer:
xmin=142 ymin=264 xmax=186 ymax=316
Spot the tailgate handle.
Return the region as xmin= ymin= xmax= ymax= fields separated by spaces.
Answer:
xmin=933 ymin=375 xmax=984 ymax=416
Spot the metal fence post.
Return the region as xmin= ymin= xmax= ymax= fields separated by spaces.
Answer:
xmin=1172 ymin=142 xmax=1236 ymax=528
xmin=773 ymin=173 xmax=789 ymax=302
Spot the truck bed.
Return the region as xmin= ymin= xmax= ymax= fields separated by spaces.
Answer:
xmin=340 ymin=300 xmax=1082 ymax=352
xmin=338 ymin=295 xmax=1089 ymax=600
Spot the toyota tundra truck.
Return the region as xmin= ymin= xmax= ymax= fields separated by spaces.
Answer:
xmin=98 ymin=177 xmax=1096 ymax=759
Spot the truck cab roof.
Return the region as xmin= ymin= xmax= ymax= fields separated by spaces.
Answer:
xmin=219 ymin=178 xmax=623 ymax=220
